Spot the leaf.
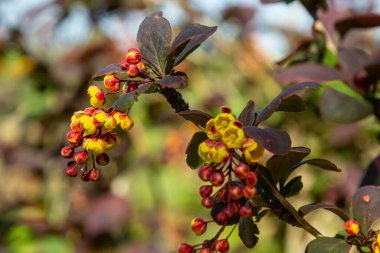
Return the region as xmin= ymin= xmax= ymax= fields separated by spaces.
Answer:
xmin=274 ymin=63 xmax=347 ymax=85
xmin=166 ymin=24 xmax=217 ymax=73
xmin=364 ymin=55 xmax=380 ymax=83
xmin=281 ymin=176 xmax=303 ymax=197
xmin=112 ymin=83 xmax=156 ymax=111
xmin=185 ymin=132 xmax=208 ymax=169
xmin=92 ymin=64 xmax=122 ymax=79
xmin=351 ymin=185 xmax=380 ymax=232
xmin=320 ymin=87 xmax=373 ymax=123
xmin=299 ymin=203 xmax=350 ymax=222
xmin=306 ymin=237 xmax=351 ymax=253
xmin=338 ymin=47 xmax=369 ymax=78
xmin=335 ymin=14 xmax=380 ymax=38
xmin=256 ymin=82 xmax=319 ymax=124
xmin=360 ymin=154 xmax=380 ymax=186
xmin=244 ymin=127 xmax=291 ymax=155
xmin=178 ymin=110 xmax=212 ymax=127
xmin=266 ymin=147 xmax=311 ymax=183
xmin=276 ymin=94 xmax=305 ymax=112
xmin=155 ymin=72 xmax=187 ymax=89
xmin=300 ymin=0 xmax=327 ymax=19
xmin=137 ymin=12 xmax=172 ymax=74
xmin=238 ymin=100 xmax=256 ymax=126
xmin=238 ymin=217 xmax=259 ymax=249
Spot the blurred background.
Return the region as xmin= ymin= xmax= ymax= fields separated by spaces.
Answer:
xmin=1 ymin=0 xmax=380 ymax=252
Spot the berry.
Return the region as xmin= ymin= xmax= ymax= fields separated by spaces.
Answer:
xmin=216 ymin=211 xmax=228 ymax=224
xmin=191 ymin=218 xmax=207 ymax=235
xmin=198 ymin=165 xmax=214 ymax=181
xmin=215 ymin=239 xmax=229 ymax=253
xmin=67 ymin=130 xmax=82 ymax=145
xmin=229 ymin=185 xmax=243 ymax=200
xmin=125 ymin=48 xmax=141 ymax=64
xmin=178 ymin=243 xmax=194 ymax=253
xmin=210 ymin=171 xmax=225 ymax=187
xmin=127 ymin=64 xmax=139 ymax=77
xmin=73 ymin=150 xmax=88 ymax=164
xmin=202 ymin=197 xmax=214 ymax=208
xmin=234 ymin=163 xmax=250 ymax=179
xmin=218 ymin=188 xmax=228 ymax=202
xmin=242 ymin=185 xmax=257 ymax=199
xmin=245 ymin=171 xmax=258 ymax=185
xmin=89 ymin=168 xmax=101 ymax=181
xmin=81 ymin=170 xmax=90 ymax=182
xmin=199 ymin=185 xmax=213 ymax=198
xmin=61 ymin=146 xmax=74 ymax=158
xmin=65 ymin=161 xmax=78 ymax=177
xmin=345 ymin=219 xmax=360 ymax=235
xmin=239 ymin=206 xmax=252 ymax=217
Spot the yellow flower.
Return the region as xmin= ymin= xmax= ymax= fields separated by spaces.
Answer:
xmin=79 ymin=115 xmax=99 ymax=135
xmin=82 ymin=138 xmax=107 ymax=155
xmin=114 ymin=112 xmax=133 ymax=131
xmin=243 ymin=138 xmax=264 ymax=164
xmin=93 ymin=110 xmax=107 ymax=123
xmin=205 ymin=119 xmax=222 ymax=141
xmin=198 ymin=139 xmax=214 ymax=164
xmin=102 ymin=115 xmax=117 ymax=132
xmin=373 ymin=242 xmax=379 ymax=253
xmin=87 ymin=85 xmax=102 ymax=97
xmin=222 ymin=125 xmax=246 ymax=149
xmin=209 ymin=142 xmax=230 ymax=164
xmin=214 ymin=113 xmax=235 ymax=133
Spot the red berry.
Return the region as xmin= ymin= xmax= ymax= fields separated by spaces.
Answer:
xmin=61 ymin=146 xmax=74 ymax=158
xmin=224 ymin=205 xmax=235 ymax=217
xmin=234 ymin=163 xmax=250 ymax=179
xmin=96 ymin=153 xmax=109 ymax=166
xmin=229 ymin=185 xmax=243 ymax=200
xmin=345 ymin=219 xmax=360 ymax=235
xmin=245 ymin=171 xmax=258 ymax=185
xmin=215 ymin=239 xmax=229 ymax=253
xmin=191 ymin=218 xmax=207 ymax=235
xmin=216 ymin=211 xmax=228 ymax=224
xmin=178 ymin=243 xmax=194 ymax=253
xmin=73 ymin=150 xmax=88 ymax=164
xmin=199 ymin=185 xmax=213 ymax=198
xmin=127 ymin=64 xmax=139 ymax=77
xmin=89 ymin=168 xmax=101 ymax=181
xmin=210 ymin=171 xmax=225 ymax=187
xmin=198 ymin=165 xmax=214 ymax=181
xmin=243 ymin=185 xmax=257 ymax=199
xmin=65 ymin=161 xmax=78 ymax=177
xmin=202 ymin=197 xmax=214 ymax=208
xmin=218 ymin=188 xmax=228 ymax=202
xmin=125 ymin=48 xmax=141 ymax=64
xmin=220 ymin=106 xmax=231 ymax=114
xmin=239 ymin=206 xmax=252 ymax=217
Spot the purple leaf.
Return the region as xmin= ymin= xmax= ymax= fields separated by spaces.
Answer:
xmin=238 ymin=100 xmax=256 ymax=126
xmin=335 ymin=14 xmax=380 ymax=38
xmin=178 ymin=110 xmax=212 ymax=127
xmin=299 ymin=203 xmax=350 ymax=221
xmin=155 ymin=72 xmax=187 ymax=89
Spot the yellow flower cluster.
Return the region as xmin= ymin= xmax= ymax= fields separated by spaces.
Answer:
xmin=373 ymin=232 xmax=380 ymax=253
xmin=198 ymin=108 xmax=264 ymax=165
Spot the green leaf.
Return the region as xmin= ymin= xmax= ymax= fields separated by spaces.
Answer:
xmin=320 ymin=86 xmax=373 ymax=123
xmin=298 ymin=203 xmax=350 ymax=222
xmin=166 ymin=24 xmax=217 ymax=73
xmin=256 ymin=82 xmax=320 ymax=124
xmin=281 ymin=176 xmax=303 ymax=197
xmin=178 ymin=110 xmax=212 ymax=127
xmin=238 ymin=100 xmax=256 ymax=126
xmin=155 ymin=72 xmax=187 ymax=89
xmin=137 ymin=12 xmax=172 ymax=74
xmin=306 ymin=237 xmax=351 ymax=253
xmin=266 ymin=147 xmax=311 ymax=183
xmin=244 ymin=126 xmax=291 ymax=155
xmin=238 ymin=217 xmax=259 ymax=249
xmin=185 ymin=132 xmax=208 ymax=169
xmin=351 ymin=186 xmax=380 ymax=232
xmin=276 ymin=94 xmax=306 ymax=112
xmin=112 ymin=83 xmax=156 ymax=111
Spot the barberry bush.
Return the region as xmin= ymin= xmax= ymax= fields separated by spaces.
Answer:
xmin=59 ymin=9 xmax=380 ymax=253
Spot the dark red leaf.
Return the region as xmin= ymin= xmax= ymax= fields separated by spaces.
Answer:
xmin=166 ymin=24 xmax=217 ymax=73
xmin=274 ymin=63 xmax=346 ymax=84
xmin=364 ymin=54 xmax=380 ymax=82
xmin=306 ymin=237 xmax=351 ymax=253
xmin=137 ymin=12 xmax=172 ymax=74
xmin=238 ymin=217 xmax=259 ymax=248
xmin=360 ymin=154 xmax=380 ymax=186
xmin=178 ymin=110 xmax=212 ymax=127
xmin=299 ymin=203 xmax=350 ymax=221
xmin=92 ymin=63 xmax=123 ymax=79
xmin=238 ymin=100 xmax=255 ymax=126
xmin=244 ymin=126 xmax=291 ymax=155
xmin=351 ymin=186 xmax=380 ymax=232
xmin=155 ymin=72 xmax=187 ymax=89
xmin=338 ymin=47 xmax=369 ymax=78
xmin=281 ymin=176 xmax=303 ymax=197
xmin=256 ymin=82 xmax=319 ymax=124
xmin=186 ymin=132 xmax=208 ymax=169
xmin=335 ymin=14 xmax=380 ymax=38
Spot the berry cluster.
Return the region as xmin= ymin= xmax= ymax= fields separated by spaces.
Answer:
xmin=61 ymin=48 xmax=148 ymax=181
xmin=179 ymin=107 xmax=265 ymax=252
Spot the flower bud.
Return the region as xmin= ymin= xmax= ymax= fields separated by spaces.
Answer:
xmin=89 ymin=168 xmax=101 ymax=181
xmin=220 ymin=106 xmax=232 ymax=114
xmin=245 ymin=171 xmax=258 ymax=185
xmin=199 ymin=249 xmax=215 ymax=253
xmin=61 ymin=146 xmax=74 ymax=158
xmin=177 ymin=243 xmax=194 ymax=253
xmin=125 ymin=48 xmax=141 ymax=64
xmin=345 ymin=219 xmax=360 ymax=235
xmin=210 ymin=171 xmax=225 ymax=187
xmin=113 ymin=112 xmax=134 ymax=131
xmin=67 ymin=130 xmax=82 ymax=145
xmin=136 ymin=61 xmax=146 ymax=71
xmin=96 ymin=153 xmax=110 ymax=166
xmin=218 ymin=187 xmax=228 ymax=202
xmin=201 ymin=197 xmax=214 ymax=208
xmin=81 ymin=170 xmax=90 ymax=182
xmin=83 ymin=107 xmax=95 ymax=115
xmin=215 ymin=239 xmax=229 ymax=253
xmin=127 ymin=82 xmax=138 ymax=93
xmin=198 ymin=165 xmax=214 ymax=181
xmin=234 ymin=163 xmax=250 ymax=179
xmin=73 ymin=150 xmax=88 ymax=164
xmin=120 ymin=59 xmax=130 ymax=70
xmin=127 ymin=64 xmax=139 ymax=77
xmin=90 ymin=91 xmax=106 ymax=108
xmin=199 ymin=185 xmax=213 ymax=198
xmin=229 ymin=185 xmax=243 ymax=200
xmin=103 ymin=74 xmax=120 ymax=92
xmin=102 ymin=132 xmax=120 ymax=149
xmin=191 ymin=218 xmax=207 ymax=235
xmin=66 ymin=161 xmax=78 ymax=177
xmin=243 ymin=185 xmax=257 ymax=199
xmin=239 ymin=206 xmax=252 ymax=217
